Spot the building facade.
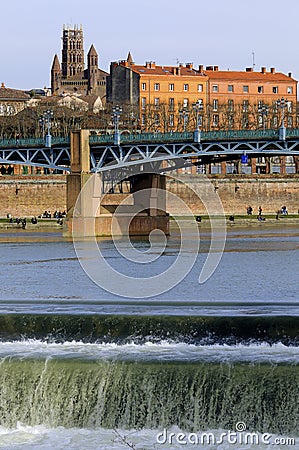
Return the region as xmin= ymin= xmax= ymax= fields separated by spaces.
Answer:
xmin=205 ymin=66 xmax=297 ymax=130
xmin=107 ymin=55 xmax=209 ymax=131
xmin=107 ymin=56 xmax=297 ymax=132
xmin=51 ymin=25 xmax=108 ymax=102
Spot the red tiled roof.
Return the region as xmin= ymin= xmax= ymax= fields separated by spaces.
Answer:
xmin=120 ymin=62 xmax=296 ymax=83
xmin=203 ymin=70 xmax=296 ymax=83
xmin=130 ymin=65 xmax=206 ymax=77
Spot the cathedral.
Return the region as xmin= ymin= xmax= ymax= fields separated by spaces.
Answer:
xmin=50 ymin=25 xmax=108 ymax=102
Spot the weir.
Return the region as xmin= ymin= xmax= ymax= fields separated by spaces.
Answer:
xmin=0 ymin=359 xmax=297 ymax=434
xmin=65 ymin=130 xmax=169 ymax=237
xmin=1 ymin=314 xmax=299 ymax=344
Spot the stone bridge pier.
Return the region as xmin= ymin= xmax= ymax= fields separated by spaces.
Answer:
xmin=64 ymin=130 xmax=169 ymax=237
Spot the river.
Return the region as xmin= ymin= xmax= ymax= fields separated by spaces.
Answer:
xmin=0 ymin=223 xmax=298 ymax=449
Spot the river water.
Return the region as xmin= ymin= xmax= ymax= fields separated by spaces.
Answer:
xmin=0 ymin=223 xmax=298 ymax=449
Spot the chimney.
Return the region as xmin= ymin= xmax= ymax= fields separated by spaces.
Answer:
xmin=246 ymin=67 xmax=253 ymax=72
xmin=149 ymin=61 xmax=156 ymax=69
xmin=261 ymin=67 xmax=266 ymax=74
xmin=179 ymin=63 xmax=183 ymax=68
xmin=1 ymin=82 xmax=5 ymax=88
xmin=288 ymin=72 xmax=292 ymax=78
xmin=186 ymin=63 xmax=193 ymax=69
xmin=206 ymin=66 xmax=213 ymax=71
xmin=175 ymin=67 xmax=181 ymax=75
xmin=198 ymin=65 xmax=203 ymax=73
xmin=145 ymin=61 xmax=151 ymax=69
xmin=270 ymin=67 xmax=275 ymax=74
xmin=214 ymin=66 xmax=219 ymax=71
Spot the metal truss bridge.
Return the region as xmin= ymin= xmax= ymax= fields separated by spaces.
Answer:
xmin=0 ymin=129 xmax=299 ymax=172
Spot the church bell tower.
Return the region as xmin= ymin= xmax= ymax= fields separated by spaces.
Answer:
xmin=61 ymin=24 xmax=85 ymax=78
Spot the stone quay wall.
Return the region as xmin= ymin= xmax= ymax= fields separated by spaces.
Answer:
xmin=0 ymin=175 xmax=67 ymax=217
xmin=0 ymin=174 xmax=298 ymax=217
xmin=166 ymin=175 xmax=299 ymax=215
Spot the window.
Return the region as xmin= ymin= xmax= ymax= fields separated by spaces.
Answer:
xmin=141 ymin=83 xmax=146 ymax=90
xmin=212 ymin=85 xmax=218 ymax=92
xmin=198 ymin=84 xmax=203 ymax=92
xmin=169 ymin=98 xmax=174 ymax=111
xmin=258 ymin=86 xmax=263 ymax=93
xmin=183 ymin=84 xmax=189 ymax=91
xmin=243 ymin=85 xmax=249 ymax=93
xmin=154 ymin=98 xmax=160 ymax=108
xmin=197 ymin=99 xmax=204 ymax=110
xmin=169 ymin=114 xmax=174 ymax=127
xmin=228 ymin=85 xmax=234 ymax=92
xmin=288 ymin=116 xmax=293 ymax=127
xmin=154 ymin=83 xmax=160 ymax=91
xmin=213 ymin=99 xmax=218 ymax=111
xmin=183 ymin=98 xmax=188 ymax=108
xmin=169 ymin=83 xmax=174 ymax=91
xmin=287 ymin=86 xmax=293 ymax=94
xmin=141 ymin=114 xmax=146 ymax=126
xmin=141 ymin=97 xmax=146 ymax=109
xmin=154 ymin=113 xmax=160 ymax=126
xmin=272 ymin=101 xmax=278 ymax=113
xmin=273 ymin=86 xmax=278 ymax=94
xmin=212 ymin=114 xmax=219 ymax=127
xmin=243 ymin=100 xmax=249 ymax=112
xmin=228 ymin=99 xmax=234 ymax=111
xmin=287 ymin=101 xmax=292 ymax=112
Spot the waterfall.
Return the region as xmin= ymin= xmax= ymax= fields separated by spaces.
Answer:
xmin=0 ymin=359 xmax=297 ymax=434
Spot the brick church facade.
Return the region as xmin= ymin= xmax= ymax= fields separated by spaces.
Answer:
xmin=51 ymin=25 xmax=108 ymax=103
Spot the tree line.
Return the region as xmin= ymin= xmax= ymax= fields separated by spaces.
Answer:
xmin=0 ymin=100 xmax=298 ymax=139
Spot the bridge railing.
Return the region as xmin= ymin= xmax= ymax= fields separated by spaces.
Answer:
xmin=90 ymin=128 xmax=299 ymax=145
xmin=0 ymin=136 xmax=70 ymax=148
xmin=1 ymin=128 xmax=299 ymax=149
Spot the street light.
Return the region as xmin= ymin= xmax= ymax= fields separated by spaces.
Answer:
xmin=39 ymin=110 xmax=53 ymax=147
xmin=179 ymin=108 xmax=189 ymax=132
xmin=192 ymin=100 xmax=203 ymax=143
xmin=277 ymin=97 xmax=288 ymax=140
xmin=258 ymin=103 xmax=268 ymax=131
xmin=111 ymin=105 xmax=122 ymax=145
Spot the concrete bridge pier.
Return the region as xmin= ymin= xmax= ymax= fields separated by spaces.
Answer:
xmin=64 ymin=130 xmax=169 ymax=237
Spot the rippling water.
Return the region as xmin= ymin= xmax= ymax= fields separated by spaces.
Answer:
xmin=0 ymin=224 xmax=298 ymax=314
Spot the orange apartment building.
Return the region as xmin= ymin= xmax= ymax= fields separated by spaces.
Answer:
xmin=107 ymin=56 xmax=297 ymax=132
xmin=107 ymin=55 xmax=209 ymax=131
xmin=206 ymin=66 xmax=297 ymax=129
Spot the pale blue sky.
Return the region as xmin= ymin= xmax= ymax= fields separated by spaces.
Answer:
xmin=1 ymin=0 xmax=298 ymax=90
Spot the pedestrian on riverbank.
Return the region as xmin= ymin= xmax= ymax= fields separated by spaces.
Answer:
xmin=258 ymin=206 xmax=262 ymax=216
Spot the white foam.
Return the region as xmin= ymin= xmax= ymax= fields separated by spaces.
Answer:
xmin=0 ymin=340 xmax=298 ymax=364
xmin=0 ymin=424 xmax=297 ymax=450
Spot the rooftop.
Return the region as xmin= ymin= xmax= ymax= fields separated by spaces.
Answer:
xmin=0 ymin=83 xmax=30 ymax=100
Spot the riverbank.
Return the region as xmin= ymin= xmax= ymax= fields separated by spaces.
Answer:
xmin=0 ymin=214 xmax=298 ymax=231
xmin=0 ymin=218 xmax=63 ymax=230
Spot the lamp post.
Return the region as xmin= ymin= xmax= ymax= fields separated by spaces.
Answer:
xmin=192 ymin=100 xmax=202 ymax=143
xmin=277 ymin=97 xmax=288 ymax=141
xmin=38 ymin=116 xmax=45 ymax=138
xmin=179 ymin=108 xmax=189 ymax=132
xmin=39 ymin=110 xmax=54 ymax=148
xmin=258 ymin=103 xmax=268 ymax=131
xmin=111 ymin=105 xmax=122 ymax=145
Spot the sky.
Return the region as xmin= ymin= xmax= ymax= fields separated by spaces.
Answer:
xmin=1 ymin=0 xmax=298 ymax=90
